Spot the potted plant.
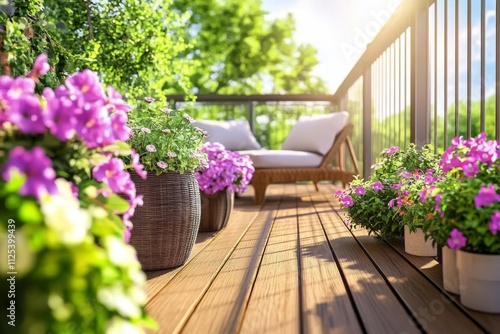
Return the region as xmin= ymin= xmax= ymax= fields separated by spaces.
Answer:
xmin=195 ymin=142 xmax=255 ymax=232
xmin=0 ymin=55 xmax=153 ymax=333
xmin=125 ymin=97 xmax=207 ymax=269
xmin=335 ymin=144 xmax=439 ymax=241
xmin=420 ymin=133 xmax=500 ymax=312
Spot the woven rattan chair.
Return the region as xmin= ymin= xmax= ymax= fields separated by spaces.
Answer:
xmin=249 ymin=124 xmax=360 ymax=204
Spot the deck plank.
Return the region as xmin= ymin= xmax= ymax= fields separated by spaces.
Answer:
xmin=180 ymin=194 xmax=281 ymax=333
xmin=239 ymin=185 xmax=301 ymax=334
xmin=387 ymin=238 xmax=500 ymax=333
xmin=145 ymin=232 xmax=217 ymax=302
xmin=298 ymin=190 xmax=363 ymax=334
xmin=145 ymin=198 xmax=262 ymax=333
xmin=314 ymin=192 xmax=421 ymax=334
xmin=351 ymin=227 xmax=485 ymax=334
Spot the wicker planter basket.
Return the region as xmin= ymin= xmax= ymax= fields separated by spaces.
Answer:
xmin=199 ymin=188 xmax=234 ymax=232
xmin=129 ymin=171 xmax=201 ymax=270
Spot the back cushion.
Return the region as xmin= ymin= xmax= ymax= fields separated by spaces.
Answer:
xmin=280 ymin=111 xmax=349 ymax=155
xmin=195 ymin=119 xmax=262 ymax=151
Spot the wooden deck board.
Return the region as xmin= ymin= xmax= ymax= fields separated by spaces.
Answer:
xmin=240 ymin=185 xmax=301 ymax=334
xmin=314 ymin=192 xmax=421 ymax=334
xmin=298 ymin=190 xmax=363 ymax=334
xmin=144 ymin=183 xmax=500 ymax=334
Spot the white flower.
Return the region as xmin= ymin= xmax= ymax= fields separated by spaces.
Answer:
xmin=106 ymin=316 xmax=144 ymax=334
xmin=98 ymin=285 xmax=141 ymax=318
xmin=104 ymin=236 xmax=140 ymax=269
xmin=41 ymin=179 xmax=91 ymax=245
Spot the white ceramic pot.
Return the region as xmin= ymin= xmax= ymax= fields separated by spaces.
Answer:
xmin=442 ymin=247 xmax=460 ymax=294
xmin=404 ymin=225 xmax=437 ymax=257
xmin=457 ymin=251 xmax=500 ymax=313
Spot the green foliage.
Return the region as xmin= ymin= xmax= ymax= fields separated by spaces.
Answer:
xmin=43 ymin=0 xmax=195 ymax=99
xmin=1 ymin=0 xmax=72 ymax=87
xmin=126 ymin=98 xmax=206 ymax=174
xmin=171 ymin=0 xmax=328 ymax=94
xmin=336 ymin=144 xmax=441 ymax=239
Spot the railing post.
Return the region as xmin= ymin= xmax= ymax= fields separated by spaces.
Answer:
xmin=248 ymin=101 xmax=255 ymax=132
xmin=410 ymin=1 xmax=430 ymax=147
xmin=362 ymin=67 xmax=372 ymax=178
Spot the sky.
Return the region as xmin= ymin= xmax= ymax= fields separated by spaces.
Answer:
xmin=261 ymin=0 xmax=402 ymax=93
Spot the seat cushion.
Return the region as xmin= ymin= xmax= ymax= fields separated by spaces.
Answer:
xmin=238 ymin=150 xmax=323 ymax=168
xmin=280 ymin=111 xmax=349 ymax=155
xmin=195 ymin=119 xmax=262 ymax=151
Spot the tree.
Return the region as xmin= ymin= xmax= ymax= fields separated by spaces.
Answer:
xmin=172 ymin=0 xmax=327 ymax=94
xmin=43 ymin=0 xmax=195 ymax=99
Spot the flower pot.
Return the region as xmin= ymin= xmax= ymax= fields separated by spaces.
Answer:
xmin=442 ymin=247 xmax=460 ymax=294
xmin=457 ymin=251 xmax=500 ymax=313
xmin=404 ymin=225 xmax=437 ymax=257
xmin=129 ymin=172 xmax=201 ymax=270
xmin=199 ymin=188 xmax=234 ymax=232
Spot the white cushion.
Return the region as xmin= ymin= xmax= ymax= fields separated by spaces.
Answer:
xmin=280 ymin=111 xmax=349 ymax=155
xmin=195 ymin=119 xmax=262 ymax=151
xmin=238 ymin=150 xmax=323 ymax=168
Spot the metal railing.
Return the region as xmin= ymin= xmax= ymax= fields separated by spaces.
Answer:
xmin=169 ymin=0 xmax=500 ymax=178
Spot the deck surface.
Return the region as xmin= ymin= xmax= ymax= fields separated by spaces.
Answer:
xmin=145 ymin=183 xmax=500 ymax=334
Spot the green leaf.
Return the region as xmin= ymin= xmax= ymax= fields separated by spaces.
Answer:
xmin=104 ymin=194 xmax=130 ymax=214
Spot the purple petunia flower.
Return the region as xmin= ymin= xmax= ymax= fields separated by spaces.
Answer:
xmin=106 ymin=86 xmax=131 ymax=113
xmin=28 ymin=54 xmax=50 ymax=78
xmin=388 ymin=199 xmax=395 ymax=208
xmin=461 ymin=157 xmax=479 ymax=178
xmin=110 ymin=111 xmax=131 ymax=142
xmin=489 ymin=212 xmax=500 ymax=235
xmin=383 ymin=146 xmax=399 ymax=155
xmin=92 ymin=157 xmax=131 ymax=194
xmin=146 ymin=145 xmax=156 ymax=152
xmin=447 ymin=228 xmax=467 ymax=250
xmin=2 ymin=147 xmax=57 ymax=199
xmin=65 ymin=69 xmax=105 ymax=103
xmin=474 ymin=184 xmax=500 ymax=209
xmin=355 ymin=185 xmax=365 ymax=196
xmin=6 ymin=94 xmax=46 ymax=134
xmin=130 ymin=149 xmax=147 ymax=179
xmin=372 ymin=181 xmax=384 ymax=192
xmin=342 ymin=195 xmax=354 ymax=207
xmin=42 ymin=87 xmax=77 ymax=141
xmin=334 ymin=189 xmax=344 ymax=197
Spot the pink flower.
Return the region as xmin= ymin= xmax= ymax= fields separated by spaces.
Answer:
xmin=144 ymin=97 xmax=155 ymax=103
xmin=146 ymin=145 xmax=156 ymax=152
xmin=28 ymin=54 xmax=50 ymax=78
xmin=167 ymin=152 xmax=177 ymax=158
xmin=160 ymin=108 xmax=172 ymax=114
xmin=489 ymin=212 xmax=500 ymax=235
xmin=342 ymin=195 xmax=353 ymax=207
xmin=157 ymin=161 xmax=168 ymax=169
xmin=141 ymin=127 xmax=151 ymax=134
xmin=388 ymin=199 xmax=395 ymax=208
xmin=372 ymin=181 xmax=384 ymax=192
xmin=162 ymin=129 xmax=171 ymax=133
xmin=355 ymin=185 xmax=365 ymax=196
xmin=474 ymin=184 xmax=500 ymax=209
xmin=447 ymin=228 xmax=467 ymax=250
xmin=131 ymin=149 xmax=147 ymax=179
xmin=383 ymin=146 xmax=399 ymax=155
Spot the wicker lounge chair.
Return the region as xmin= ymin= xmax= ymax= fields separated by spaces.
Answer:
xmin=245 ymin=123 xmax=359 ymax=204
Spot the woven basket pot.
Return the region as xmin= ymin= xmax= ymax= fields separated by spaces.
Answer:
xmin=199 ymin=188 xmax=234 ymax=232
xmin=129 ymin=171 xmax=201 ymax=270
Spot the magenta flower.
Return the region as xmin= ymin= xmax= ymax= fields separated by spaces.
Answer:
xmin=383 ymin=146 xmax=399 ymax=155
xmin=110 ymin=112 xmax=131 ymax=142
xmin=342 ymin=195 xmax=354 ymax=207
xmin=42 ymin=87 xmax=77 ymax=140
xmin=461 ymin=157 xmax=479 ymax=178
xmin=2 ymin=147 xmax=57 ymax=199
xmin=343 ymin=220 xmax=350 ymax=227
xmin=355 ymin=185 xmax=365 ymax=196
xmin=489 ymin=212 xmax=500 ymax=235
xmin=146 ymin=145 xmax=156 ymax=152
xmin=474 ymin=184 xmax=500 ymax=209
xmin=92 ymin=157 xmax=131 ymax=194
xmin=392 ymin=183 xmax=401 ymax=189
xmin=334 ymin=189 xmax=344 ymax=197
xmin=157 ymin=161 xmax=168 ymax=169
xmin=447 ymin=228 xmax=467 ymax=250
xmin=105 ymin=86 xmax=131 ymax=113
xmin=28 ymin=54 xmax=50 ymax=78
xmin=65 ymin=69 xmax=105 ymax=103
xmin=372 ymin=181 xmax=384 ymax=192
xmin=130 ymin=149 xmax=147 ymax=179
xmin=388 ymin=199 xmax=395 ymax=208
xmin=6 ymin=95 xmax=46 ymax=134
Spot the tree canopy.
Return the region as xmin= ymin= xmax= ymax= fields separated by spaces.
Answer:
xmin=40 ymin=0 xmax=327 ymax=98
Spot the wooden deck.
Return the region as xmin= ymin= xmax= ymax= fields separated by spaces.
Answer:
xmin=145 ymin=184 xmax=500 ymax=334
